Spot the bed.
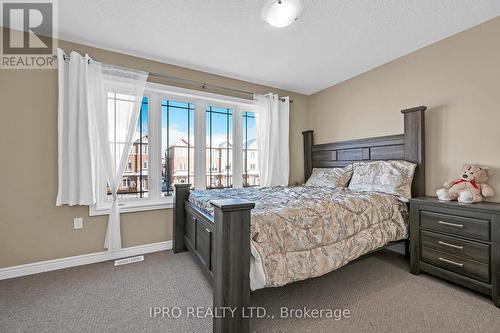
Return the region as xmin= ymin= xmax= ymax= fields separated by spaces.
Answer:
xmin=189 ymin=185 xmax=409 ymax=291
xmin=173 ymin=106 xmax=427 ymax=333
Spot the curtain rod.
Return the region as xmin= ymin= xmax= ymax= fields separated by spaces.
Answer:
xmin=54 ymin=54 xmax=292 ymax=103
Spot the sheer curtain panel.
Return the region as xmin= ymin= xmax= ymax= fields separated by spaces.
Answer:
xmin=87 ymin=64 xmax=148 ymax=251
xmin=255 ymin=94 xmax=290 ymax=187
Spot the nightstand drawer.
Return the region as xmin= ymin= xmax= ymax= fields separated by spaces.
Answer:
xmin=421 ymin=230 xmax=490 ymax=264
xmin=422 ymin=247 xmax=490 ymax=283
xmin=420 ymin=211 xmax=490 ymax=241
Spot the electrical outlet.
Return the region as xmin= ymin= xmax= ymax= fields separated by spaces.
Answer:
xmin=73 ymin=217 xmax=83 ymax=229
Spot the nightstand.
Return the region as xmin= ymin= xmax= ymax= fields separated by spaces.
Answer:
xmin=409 ymin=197 xmax=500 ymax=308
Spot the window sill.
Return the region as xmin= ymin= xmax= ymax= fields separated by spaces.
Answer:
xmin=89 ymin=198 xmax=173 ymax=216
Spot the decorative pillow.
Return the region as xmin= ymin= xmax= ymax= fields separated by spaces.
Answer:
xmin=305 ymin=165 xmax=353 ymax=189
xmin=348 ymin=161 xmax=416 ymax=201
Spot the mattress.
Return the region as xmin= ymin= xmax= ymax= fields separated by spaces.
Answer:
xmin=189 ymin=185 xmax=408 ymax=290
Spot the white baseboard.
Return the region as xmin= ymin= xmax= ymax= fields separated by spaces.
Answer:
xmin=0 ymin=240 xmax=172 ymax=281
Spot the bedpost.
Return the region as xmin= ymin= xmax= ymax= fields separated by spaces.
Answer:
xmin=173 ymin=183 xmax=191 ymax=253
xmin=211 ymin=199 xmax=255 ymax=333
xmin=302 ymin=130 xmax=314 ymax=182
xmin=401 ymin=106 xmax=427 ymax=198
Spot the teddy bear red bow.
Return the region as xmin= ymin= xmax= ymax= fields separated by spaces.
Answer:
xmin=436 ymin=164 xmax=494 ymax=203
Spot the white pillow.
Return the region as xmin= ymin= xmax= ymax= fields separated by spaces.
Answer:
xmin=305 ymin=165 xmax=353 ymax=189
xmin=348 ymin=161 xmax=416 ymax=201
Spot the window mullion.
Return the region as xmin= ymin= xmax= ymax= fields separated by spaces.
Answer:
xmin=139 ymin=102 xmax=143 ymax=198
xmin=149 ymin=92 xmax=160 ymax=201
xmin=194 ymin=100 xmax=206 ymax=190
xmin=232 ymin=105 xmax=243 ymax=188
xmin=166 ymin=100 xmax=170 ymax=195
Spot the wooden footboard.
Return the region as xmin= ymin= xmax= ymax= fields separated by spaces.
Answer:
xmin=173 ymin=184 xmax=255 ymax=333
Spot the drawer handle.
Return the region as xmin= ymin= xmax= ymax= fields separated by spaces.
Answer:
xmin=437 ymin=220 xmax=464 ymax=229
xmin=438 ymin=241 xmax=464 ymax=250
xmin=438 ymin=257 xmax=464 ymax=267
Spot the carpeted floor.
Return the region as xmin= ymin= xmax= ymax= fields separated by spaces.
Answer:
xmin=1 ymin=250 xmax=499 ymax=333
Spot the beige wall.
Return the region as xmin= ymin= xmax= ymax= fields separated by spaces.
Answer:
xmin=0 ymin=36 xmax=309 ymax=268
xmin=308 ymin=16 xmax=500 ymax=203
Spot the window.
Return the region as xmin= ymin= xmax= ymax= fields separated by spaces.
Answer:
xmin=122 ymin=178 xmax=131 ymax=188
xmin=243 ymin=111 xmax=259 ymax=187
xmin=106 ymin=94 xmax=149 ymax=200
xmin=161 ymin=100 xmax=195 ymax=196
xmin=91 ymin=83 xmax=257 ymax=216
xmin=206 ymin=106 xmax=232 ymax=189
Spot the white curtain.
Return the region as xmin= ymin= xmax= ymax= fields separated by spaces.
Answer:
xmin=56 ymin=49 xmax=96 ymax=206
xmin=57 ymin=48 xmax=148 ymax=251
xmin=87 ymin=63 xmax=148 ymax=251
xmin=255 ymin=94 xmax=290 ymax=187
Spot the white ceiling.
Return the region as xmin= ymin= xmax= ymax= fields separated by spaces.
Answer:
xmin=54 ymin=1 xmax=500 ymax=94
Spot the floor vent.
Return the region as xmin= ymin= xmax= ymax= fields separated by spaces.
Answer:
xmin=114 ymin=255 xmax=144 ymax=266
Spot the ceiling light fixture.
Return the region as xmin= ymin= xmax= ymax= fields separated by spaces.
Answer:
xmin=262 ymin=0 xmax=302 ymax=28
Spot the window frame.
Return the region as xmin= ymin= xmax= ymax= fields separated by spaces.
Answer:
xmin=160 ymin=98 xmax=196 ymax=197
xmin=205 ymin=105 xmax=234 ymax=189
xmin=90 ymin=82 xmax=257 ymax=216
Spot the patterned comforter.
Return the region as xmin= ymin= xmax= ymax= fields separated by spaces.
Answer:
xmin=189 ymin=186 xmax=408 ymax=290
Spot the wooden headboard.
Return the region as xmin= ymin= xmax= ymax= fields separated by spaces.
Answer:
xmin=302 ymin=106 xmax=427 ymax=197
